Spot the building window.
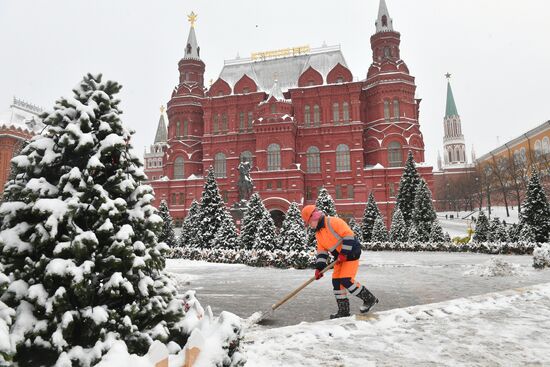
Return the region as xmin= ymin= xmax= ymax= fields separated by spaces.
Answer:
xmin=171 ymin=193 xmax=176 ymax=205
xmin=542 ymin=137 xmax=550 ymax=155
xmin=332 ymin=102 xmax=339 ymax=124
xmin=214 ymin=152 xmax=227 ymax=178
xmin=335 ymin=185 xmax=342 ymax=199
xmin=384 ymin=46 xmax=391 ymax=58
xmin=306 ymin=187 xmax=313 ymax=200
xmin=221 ymin=113 xmax=228 ymax=132
xmin=276 ymin=180 xmax=282 ymax=190
xmin=243 ymin=87 xmax=249 ymax=94
xmin=239 ymin=112 xmax=245 ymax=132
xmin=176 ymin=121 xmax=181 ymax=138
xmin=267 ymin=143 xmax=281 ymax=171
xmin=313 ymin=104 xmax=321 ymax=126
xmin=336 ymin=144 xmax=350 ymax=171
xmin=388 ymin=142 xmax=402 ymax=167
xmin=247 ymin=112 xmax=253 ymax=130
xmin=183 ymin=120 xmax=189 ymax=137
xmin=240 ymin=150 xmax=253 ymax=166
xmin=347 ymin=185 xmax=354 ymax=199
xmin=393 ymin=98 xmax=400 ymax=121
xmin=306 ymin=146 xmax=320 ymax=173
xmin=178 ymin=193 xmax=184 ymax=205
xmin=383 ymin=100 xmax=390 ymax=122
xmin=270 ymin=104 xmax=276 ymax=113
xmin=336 ymin=77 xmax=344 ymax=83
xmin=382 ymin=15 xmax=388 ymax=27
xmin=267 ymin=182 xmax=272 ymax=190
xmin=222 ymin=190 xmax=229 ymax=202
xmin=304 ymin=105 xmax=311 ymax=126
xmin=343 ymin=102 xmax=350 ymax=122
xmin=389 ymin=182 xmax=395 ymax=197
xmin=448 ymin=149 xmax=453 ymax=163
xmin=520 ymin=147 xmax=527 ymax=163
xmin=174 ymin=156 xmax=184 ymax=179
xmin=213 ymin=115 xmax=219 ymax=134
xmin=535 ymin=140 xmax=542 ymax=158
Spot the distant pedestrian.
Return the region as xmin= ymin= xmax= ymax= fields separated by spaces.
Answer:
xmin=301 ymin=205 xmax=378 ymax=318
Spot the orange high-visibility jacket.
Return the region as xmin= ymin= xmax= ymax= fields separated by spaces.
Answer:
xmin=314 ymin=216 xmax=361 ymax=271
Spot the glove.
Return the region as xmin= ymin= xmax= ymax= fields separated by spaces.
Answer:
xmin=314 ymin=269 xmax=324 ymax=280
xmin=337 ymin=253 xmax=347 ymax=263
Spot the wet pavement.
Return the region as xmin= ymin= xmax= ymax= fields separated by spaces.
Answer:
xmin=166 ymin=251 xmax=550 ymax=328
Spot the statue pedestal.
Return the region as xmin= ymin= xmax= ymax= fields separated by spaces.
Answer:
xmin=230 ymin=200 xmax=248 ymax=229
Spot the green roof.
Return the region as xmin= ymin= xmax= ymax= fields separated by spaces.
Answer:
xmin=445 ymin=81 xmax=459 ymax=117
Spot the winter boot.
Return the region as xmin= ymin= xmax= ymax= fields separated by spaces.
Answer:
xmin=357 ymin=287 xmax=379 ymax=313
xmin=330 ymin=298 xmax=350 ymax=319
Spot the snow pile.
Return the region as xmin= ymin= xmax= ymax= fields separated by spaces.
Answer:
xmin=463 ymin=257 xmax=524 ymax=277
xmin=533 ymin=243 xmax=550 ymax=269
xmin=245 ymin=283 xmax=550 ymax=366
xmin=94 ymin=294 xmax=246 ymax=367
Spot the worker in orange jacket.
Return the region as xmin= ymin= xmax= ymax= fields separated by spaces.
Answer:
xmin=302 ymin=205 xmax=378 ymax=318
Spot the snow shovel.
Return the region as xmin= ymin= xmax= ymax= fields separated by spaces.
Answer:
xmin=246 ymin=260 xmax=337 ymax=325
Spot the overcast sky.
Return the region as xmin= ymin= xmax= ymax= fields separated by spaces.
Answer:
xmin=1 ymin=0 xmax=549 ymax=167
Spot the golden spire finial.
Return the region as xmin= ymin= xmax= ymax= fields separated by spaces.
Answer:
xmin=187 ymin=11 xmax=197 ymax=28
xmin=160 ymin=105 xmax=165 ymax=114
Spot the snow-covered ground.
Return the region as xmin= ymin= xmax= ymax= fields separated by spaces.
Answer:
xmin=166 ymin=251 xmax=550 ymax=328
xmin=438 ymin=206 xmax=520 ymax=237
xmin=244 ymin=282 xmax=550 ymax=366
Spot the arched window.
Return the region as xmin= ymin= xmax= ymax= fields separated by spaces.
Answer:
xmin=306 ymin=146 xmax=320 ymax=173
xmin=520 ymin=147 xmax=527 ymax=163
xmin=342 ymin=102 xmax=350 ymax=122
xmin=214 ymin=152 xmax=227 ymax=178
xmin=393 ymin=98 xmax=400 ymax=121
xmin=534 ymin=140 xmax=542 ymax=158
xmin=388 ymin=142 xmax=402 ymax=167
xmin=455 ymin=147 xmax=461 ymax=162
xmin=383 ymin=47 xmax=391 ymax=58
xmin=183 ymin=119 xmax=189 ymax=137
xmin=382 ymin=15 xmax=388 ymax=27
xmin=176 ymin=121 xmax=181 ymax=138
xmin=542 ymin=137 xmax=550 ymax=155
xmin=239 ymin=112 xmax=245 ymax=132
xmin=240 ymin=150 xmax=253 ymax=165
xmin=332 ymin=102 xmax=339 ymax=124
xmin=383 ymin=100 xmax=390 ymax=122
xmin=313 ymin=104 xmax=321 ymax=126
xmin=247 ymin=112 xmax=253 ymax=130
xmin=221 ymin=113 xmax=228 ymax=131
xmin=304 ymin=105 xmax=311 ymax=126
xmin=174 ymin=156 xmax=184 ymax=179
xmin=213 ymin=115 xmax=219 ymax=134
xmin=267 ymin=143 xmax=281 ymax=171
xmin=336 ymin=144 xmax=350 ymax=171
xmin=448 ymin=149 xmax=452 ymax=163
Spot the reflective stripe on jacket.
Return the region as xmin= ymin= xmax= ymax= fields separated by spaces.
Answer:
xmin=315 ymin=216 xmax=361 ymax=270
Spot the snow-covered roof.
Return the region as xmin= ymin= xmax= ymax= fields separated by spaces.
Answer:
xmin=217 ymin=45 xmax=348 ymax=95
xmin=0 ymin=97 xmax=44 ymax=135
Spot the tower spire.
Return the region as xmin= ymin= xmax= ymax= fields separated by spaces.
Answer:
xmin=445 ymin=73 xmax=459 ymax=117
xmin=375 ymin=0 xmax=394 ymax=33
xmin=154 ymin=106 xmax=168 ymax=144
xmin=184 ymin=12 xmax=200 ymax=60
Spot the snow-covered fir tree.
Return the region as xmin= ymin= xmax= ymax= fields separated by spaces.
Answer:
xmin=239 ymin=193 xmax=266 ymax=250
xmin=253 ymin=210 xmax=278 ymax=251
xmin=157 ymin=200 xmax=177 ymax=247
xmin=444 ymin=232 xmax=452 ymax=242
xmin=411 ymin=179 xmax=437 ymax=241
xmin=407 ymin=224 xmax=423 ymax=243
xmin=489 ymin=218 xmax=508 ymax=243
xmin=278 ymin=202 xmax=308 ymax=252
xmin=348 ymin=217 xmax=363 ymax=243
xmin=178 ymin=199 xmax=201 ymax=248
xmin=371 ymin=216 xmax=389 ymax=242
xmin=211 ymin=206 xmax=239 ymax=249
xmin=0 ymin=263 xmax=14 ymax=365
xmin=520 ymin=170 xmax=550 ymax=243
xmin=395 ymin=151 xmax=421 ymax=224
xmin=0 ymin=74 xmax=184 ymax=366
xmin=429 ymin=220 xmax=445 ymax=243
xmin=473 ymin=211 xmax=490 ymax=243
xmin=196 ymin=167 xmax=227 ymax=248
xmin=518 ymin=222 xmax=536 ymax=243
xmin=361 ymin=192 xmax=382 ymax=243
xmin=315 ymin=187 xmax=337 ymax=216
xmin=508 ymin=223 xmax=521 ymax=243
xmin=389 ymin=208 xmax=408 ymax=243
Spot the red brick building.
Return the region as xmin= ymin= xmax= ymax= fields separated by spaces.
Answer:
xmin=145 ymin=1 xmax=433 ymax=226
xmin=0 ymin=98 xmax=43 ymax=195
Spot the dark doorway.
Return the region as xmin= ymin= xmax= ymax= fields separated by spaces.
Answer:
xmin=270 ymin=209 xmax=285 ymax=228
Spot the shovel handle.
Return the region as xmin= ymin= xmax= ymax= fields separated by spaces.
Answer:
xmin=271 ymin=260 xmax=337 ymax=311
